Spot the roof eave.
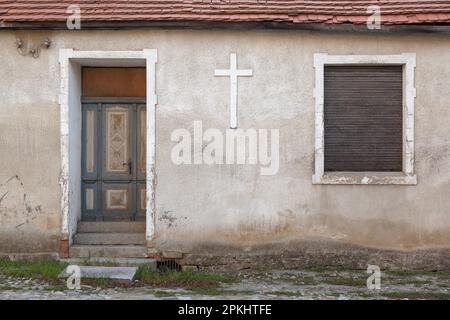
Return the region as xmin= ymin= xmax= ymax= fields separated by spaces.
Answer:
xmin=1 ymin=20 xmax=450 ymax=35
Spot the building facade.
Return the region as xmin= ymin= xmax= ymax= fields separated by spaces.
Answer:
xmin=0 ymin=1 xmax=449 ymax=270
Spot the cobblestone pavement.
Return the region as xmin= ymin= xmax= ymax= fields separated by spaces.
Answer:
xmin=0 ymin=269 xmax=448 ymax=300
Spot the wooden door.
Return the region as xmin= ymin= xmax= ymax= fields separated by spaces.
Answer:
xmin=81 ymin=99 xmax=146 ymax=221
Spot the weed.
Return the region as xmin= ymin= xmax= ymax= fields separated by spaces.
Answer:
xmin=135 ymin=266 xmax=235 ymax=289
xmin=0 ymin=258 xmax=67 ymax=281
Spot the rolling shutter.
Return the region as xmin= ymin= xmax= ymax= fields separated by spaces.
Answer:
xmin=324 ymin=66 xmax=403 ymax=172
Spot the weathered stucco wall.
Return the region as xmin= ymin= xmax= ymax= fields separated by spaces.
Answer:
xmin=0 ymin=29 xmax=449 ymax=259
xmin=0 ymin=30 xmax=61 ymax=254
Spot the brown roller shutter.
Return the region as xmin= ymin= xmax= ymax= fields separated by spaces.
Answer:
xmin=324 ymin=66 xmax=403 ymax=172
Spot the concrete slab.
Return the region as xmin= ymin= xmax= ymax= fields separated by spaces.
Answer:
xmin=77 ymin=222 xmax=146 ymax=233
xmin=74 ymin=233 xmax=146 ymax=245
xmin=59 ymin=266 xmax=138 ymax=281
xmin=60 ymin=257 xmax=157 ymax=269
xmin=69 ymin=245 xmax=148 ymax=258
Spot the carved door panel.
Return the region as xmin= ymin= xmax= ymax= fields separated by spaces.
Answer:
xmin=82 ymin=100 xmax=146 ymax=221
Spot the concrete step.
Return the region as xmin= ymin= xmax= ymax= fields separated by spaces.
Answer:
xmin=77 ymin=222 xmax=146 ymax=233
xmin=74 ymin=233 xmax=146 ymax=245
xmin=61 ymin=257 xmax=157 ymax=269
xmin=69 ymin=245 xmax=148 ymax=258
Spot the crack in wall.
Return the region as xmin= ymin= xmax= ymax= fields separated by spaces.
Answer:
xmin=0 ymin=175 xmax=43 ymax=229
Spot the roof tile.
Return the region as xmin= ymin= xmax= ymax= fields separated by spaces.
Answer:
xmin=0 ymin=0 xmax=449 ymax=25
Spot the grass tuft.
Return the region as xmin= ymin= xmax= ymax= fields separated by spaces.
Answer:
xmin=0 ymin=258 xmax=67 ymax=281
xmin=135 ymin=266 xmax=235 ymax=289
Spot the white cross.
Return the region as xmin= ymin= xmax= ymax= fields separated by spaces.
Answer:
xmin=215 ymin=53 xmax=253 ymax=129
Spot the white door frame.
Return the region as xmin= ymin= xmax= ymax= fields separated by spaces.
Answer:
xmin=58 ymin=49 xmax=157 ymax=248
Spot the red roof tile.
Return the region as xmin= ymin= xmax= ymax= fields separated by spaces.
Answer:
xmin=1 ymin=0 xmax=449 ymax=25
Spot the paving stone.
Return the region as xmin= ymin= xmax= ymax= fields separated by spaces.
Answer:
xmin=1 ymin=269 xmax=449 ymax=300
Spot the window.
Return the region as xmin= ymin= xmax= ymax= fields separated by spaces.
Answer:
xmin=82 ymin=67 xmax=146 ymax=97
xmin=324 ymin=65 xmax=403 ymax=172
xmin=312 ymin=54 xmax=417 ymax=185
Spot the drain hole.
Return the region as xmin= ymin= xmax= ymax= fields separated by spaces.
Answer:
xmin=157 ymin=259 xmax=182 ymax=272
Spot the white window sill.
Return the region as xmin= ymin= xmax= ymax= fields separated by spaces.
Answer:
xmin=312 ymin=172 xmax=417 ymax=185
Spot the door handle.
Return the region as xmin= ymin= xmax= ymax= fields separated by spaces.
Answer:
xmin=122 ymin=159 xmax=132 ymax=175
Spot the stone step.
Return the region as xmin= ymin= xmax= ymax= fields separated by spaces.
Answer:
xmin=74 ymin=233 xmax=146 ymax=245
xmin=77 ymin=222 xmax=146 ymax=233
xmin=61 ymin=257 xmax=157 ymax=269
xmin=69 ymin=245 xmax=148 ymax=258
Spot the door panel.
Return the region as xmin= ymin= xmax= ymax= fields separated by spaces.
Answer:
xmin=102 ymin=105 xmax=134 ymax=180
xmin=137 ymin=104 xmax=147 ymax=181
xmin=136 ymin=182 xmax=146 ymax=221
xmin=81 ymin=182 xmax=100 ymax=220
xmin=82 ymin=104 xmax=100 ymax=180
xmin=81 ymin=100 xmax=146 ymax=221
xmin=101 ymin=182 xmax=136 ymax=220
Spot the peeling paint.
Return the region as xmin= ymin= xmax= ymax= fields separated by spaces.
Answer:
xmin=158 ymin=210 xmax=187 ymax=229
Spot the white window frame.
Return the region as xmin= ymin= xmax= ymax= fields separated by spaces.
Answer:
xmin=312 ymin=53 xmax=417 ymax=185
